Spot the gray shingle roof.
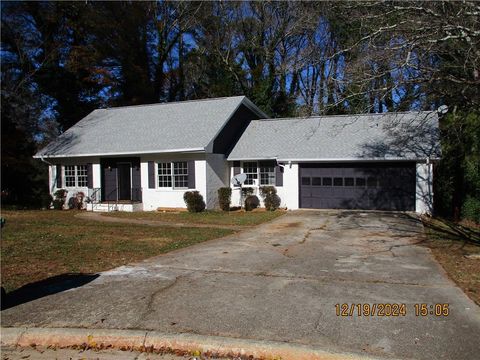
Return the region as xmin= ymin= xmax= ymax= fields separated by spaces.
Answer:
xmin=35 ymin=96 xmax=266 ymax=158
xmin=227 ymin=111 xmax=440 ymax=161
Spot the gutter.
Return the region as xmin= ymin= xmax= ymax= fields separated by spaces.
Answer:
xmin=39 ymin=156 xmax=54 ymax=166
xmin=34 ymin=147 xmax=206 ymax=159
xmin=228 ymin=157 xmax=440 ymax=163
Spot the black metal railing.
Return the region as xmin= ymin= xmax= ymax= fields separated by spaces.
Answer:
xmin=88 ymin=187 xmax=101 ymax=202
xmin=131 ymin=187 xmax=142 ymax=202
xmin=87 ymin=187 xmax=142 ymax=212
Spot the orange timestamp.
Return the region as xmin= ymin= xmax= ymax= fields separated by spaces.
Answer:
xmin=335 ymin=303 xmax=449 ymax=317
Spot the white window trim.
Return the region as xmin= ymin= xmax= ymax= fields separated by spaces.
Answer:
xmin=241 ymin=161 xmax=276 ymax=187
xmin=64 ymin=165 xmax=88 ymax=188
xmin=156 ymin=161 xmax=189 ymax=190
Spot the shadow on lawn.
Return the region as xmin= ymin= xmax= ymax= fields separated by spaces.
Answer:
xmin=421 ymin=217 xmax=480 ymax=245
xmin=1 ymin=273 xmax=99 ymax=311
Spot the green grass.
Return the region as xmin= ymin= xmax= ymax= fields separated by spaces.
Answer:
xmin=104 ymin=209 xmax=285 ymax=226
xmin=0 ymin=210 xmax=233 ymax=292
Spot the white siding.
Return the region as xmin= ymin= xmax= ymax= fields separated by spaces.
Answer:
xmin=229 ymin=162 xmax=299 ymax=210
xmin=416 ymin=162 xmax=434 ymax=214
xmin=230 ymin=161 xmax=433 ymax=213
xmin=280 ymin=163 xmax=299 ymax=209
xmin=140 ymin=153 xmax=208 ymax=210
xmin=49 ymin=157 xmax=100 ymax=209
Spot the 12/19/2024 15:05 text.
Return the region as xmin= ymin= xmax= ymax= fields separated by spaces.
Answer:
xmin=335 ymin=303 xmax=449 ymax=317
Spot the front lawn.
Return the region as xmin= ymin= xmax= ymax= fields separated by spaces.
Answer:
xmin=0 ymin=210 xmax=234 ymax=293
xmin=422 ymin=216 xmax=480 ymax=305
xmin=104 ymin=209 xmax=285 ymax=226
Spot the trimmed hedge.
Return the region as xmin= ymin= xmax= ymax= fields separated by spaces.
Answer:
xmin=218 ymin=187 xmax=232 ymax=211
xmin=183 ymin=191 xmax=206 ymax=212
xmin=259 ymin=186 xmax=281 ymax=211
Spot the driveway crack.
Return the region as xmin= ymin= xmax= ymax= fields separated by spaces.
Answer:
xmin=135 ymin=275 xmax=182 ymax=326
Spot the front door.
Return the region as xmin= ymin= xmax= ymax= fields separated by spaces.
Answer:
xmin=117 ymin=163 xmax=131 ymax=200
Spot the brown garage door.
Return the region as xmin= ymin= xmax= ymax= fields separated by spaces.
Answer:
xmin=299 ymin=163 xmax=416 ymax=211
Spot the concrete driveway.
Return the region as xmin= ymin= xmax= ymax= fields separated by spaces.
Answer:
xmin=2 ymin=211 xmax=480 ymax=359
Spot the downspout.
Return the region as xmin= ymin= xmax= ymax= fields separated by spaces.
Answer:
xmin=275 ymin=158 xmax=292 ymax=169
xmin=426 ymin=157 xmax=433 ymax=214
xmin=40 ymin=156 xmax=56 ymax=194
xmin=275 ymin=157 xmax=285 ymax=169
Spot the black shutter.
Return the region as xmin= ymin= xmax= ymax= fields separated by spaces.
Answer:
xmin=188 ymin=160 xmax=195 ymax=189
xmin=148 ymin=161 xmax=155 ymax=189
xmin=233 ymin=161 xmax=241 ymax=176
xmin=56 ymin=164 xmax=62 ymax=188
xmin=275 ymin=164 xmax=284 ymax=187
xmin=87 ymin=163 xmax=93 ymax=188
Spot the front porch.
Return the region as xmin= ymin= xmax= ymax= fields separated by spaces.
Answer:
xmin=86 ymin=157 xmax=143 ymax=212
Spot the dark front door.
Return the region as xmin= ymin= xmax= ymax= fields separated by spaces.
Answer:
xmin=299 ymin=163 xmax=416 ymax=211
xmin=117 ymin=163 xmax=131 ymax=200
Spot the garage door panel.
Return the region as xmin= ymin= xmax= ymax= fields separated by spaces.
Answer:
xmin=299 ymin=163 xmax=415 ymax=211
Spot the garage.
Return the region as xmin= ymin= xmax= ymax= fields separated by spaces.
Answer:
xmin=299 ymin=163 xmax=416 ymax=211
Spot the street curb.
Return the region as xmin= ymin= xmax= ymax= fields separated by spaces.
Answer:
xmin=1 ymin=327 xmax=386 ymax=360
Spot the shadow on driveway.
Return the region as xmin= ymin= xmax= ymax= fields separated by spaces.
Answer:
xmin=1 ymin=273 xmax=99 ymax=311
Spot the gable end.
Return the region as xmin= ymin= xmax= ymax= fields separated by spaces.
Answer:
xmin=212 ymin=104 xmax=261 ymax=155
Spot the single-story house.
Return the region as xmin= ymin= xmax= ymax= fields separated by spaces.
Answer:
xmin=35 ymin=96 xmax=440 ymax=213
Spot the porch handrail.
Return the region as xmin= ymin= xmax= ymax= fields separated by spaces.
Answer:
xmin=88 ymin=188 xmax=101 ymax=203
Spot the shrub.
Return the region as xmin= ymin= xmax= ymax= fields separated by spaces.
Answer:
xmin=244 ymin=195 xmax=260 ymax=211
xmin=40 ymin=193 xmax=53 ymax=209
xmin=68 ymin=192 xmax=85 ymax=210
xmin=241 ymin=187 xmax=254 ymax=197
xmin=218 ymin=187 xmax=232 ymax=211
xmin=52 ymin=199 xmax=64 ymax=210
xmin=54 ymin=189 xmax=67 ymax=199
xmin=462 ymin=196 xmax=480 ymax=224
xmin=259 ymin=186 xmax=281 ymax=211
xmin=183 ymin=191 xmax=206 ymax=213
xmin=52 ymin=189 xmax=67 ymax=210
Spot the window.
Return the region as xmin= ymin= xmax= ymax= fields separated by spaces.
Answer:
xmin=259 ymin=162 xmax=276 ymax=185
xmin=157 ymin=162 xmax=188 ymax=189
xmin=242 ymin=161 xmax=277 ymax=186
xmin=65 ymin=165 xmax=76 ymax=187
xmin=344 ymin=177 xmax=354 ymax=186
xmin=312 ymin=177 xmax=322 ymax=186
xmin=173 ymin=162 xmax=188 ymax=188
xmin=64 ymin=165 xmax=88 ymax=187
xmin=77 ymin=165 xmax=88 ymax=187
xmin=243 ymin=162 xmax=258 ymax=185
xmin=158 ymin=162 xmax=172 ymax=188
xmin=322 ymin=177 xmax=332 ymax=186
xmin=333 ymin=177 xmax=343 ymax=186
xmin=301 ymin=177 xmax=311 ymax=186
xmin=356 ymin=178 xmax=366 ymax=187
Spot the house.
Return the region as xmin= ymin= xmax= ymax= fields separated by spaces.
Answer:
xmin=35 ymin=96 xmax=440 ymax=213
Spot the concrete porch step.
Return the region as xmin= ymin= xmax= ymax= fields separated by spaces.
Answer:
xmin=86 ymin=203 xmax=143 ymax=212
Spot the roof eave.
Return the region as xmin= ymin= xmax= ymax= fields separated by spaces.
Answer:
xmin=240 ymin=97 xmax=269 ymax=118
xmin=227 ymin=157 xmax=440 ymax=162
xmin=34 ymin=147 xmax=206 ymax=159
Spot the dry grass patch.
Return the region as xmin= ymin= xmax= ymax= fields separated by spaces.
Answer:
xmin=422 ymin=216 xmax=480 ymax=305
xmin=1 ymin=210 xmax=233 ymax=292
xmin=104 ymin=209 xmax=286 ymax=226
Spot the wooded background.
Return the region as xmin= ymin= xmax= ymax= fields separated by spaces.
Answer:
xmin=1 ymin=1 xmax=479 ymax=221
